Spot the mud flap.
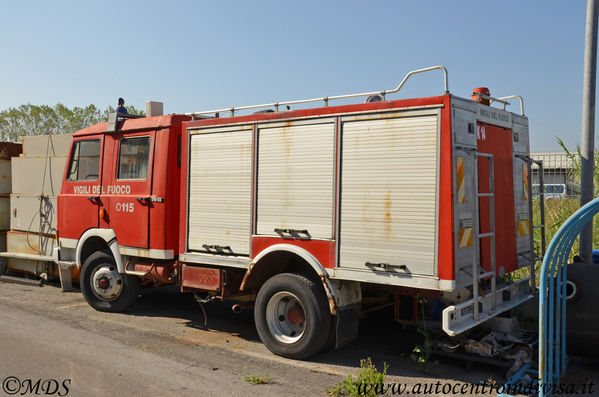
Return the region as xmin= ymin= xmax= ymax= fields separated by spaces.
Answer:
xmin=57 ymin=261 xmax=75 ymax=292
xmin=335 ymin=303 xmax=361 ymax=349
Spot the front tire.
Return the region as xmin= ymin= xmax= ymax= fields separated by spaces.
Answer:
xmin=80 ymin=251 xmax=140 ymax=312
xmin=254 ymin=273 xmax=332 ymax=359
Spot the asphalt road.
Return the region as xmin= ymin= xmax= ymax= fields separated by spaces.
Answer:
xmin=0 ymin=280 xmax=596 ymax=396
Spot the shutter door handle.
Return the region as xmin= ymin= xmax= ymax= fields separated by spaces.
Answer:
xmin=274 ymin=228 xmax=311 ymax=240
xmin=365 ymin=262 xmax=407 ymax=271
xmin=202 ymin=244 xmax=233 ymax=254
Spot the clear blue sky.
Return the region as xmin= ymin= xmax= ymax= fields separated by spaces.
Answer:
xmin=0 ymin=1 xmax=589 ymax=151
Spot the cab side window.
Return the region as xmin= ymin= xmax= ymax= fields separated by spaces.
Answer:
xmin=117 ymin=136 xmax=150 ymax=180
xmin=67 ymin=139 xmax=101 ymax=181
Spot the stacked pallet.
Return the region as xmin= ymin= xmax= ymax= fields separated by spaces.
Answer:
xmin=7 ymin=134 xmax=72 ymax=277
xmin=0 ymin=143 xmax=24 ymax=275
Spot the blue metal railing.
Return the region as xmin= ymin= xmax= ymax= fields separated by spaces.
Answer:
xmin=500 ymin=197 xmax=599 ymax=397
xmin=538 ymin=197 xmax=599 ymax=395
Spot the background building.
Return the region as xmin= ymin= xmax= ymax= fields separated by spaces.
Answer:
xmin=530 ymin=152 xmax=580 ymax=198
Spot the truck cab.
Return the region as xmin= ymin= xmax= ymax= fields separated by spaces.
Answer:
xmin=56 ymin=115 xmax=189 ymax=308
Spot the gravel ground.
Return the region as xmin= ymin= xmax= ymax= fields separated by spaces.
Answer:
xmin=0 ymin=280 xmax=596 ymax=396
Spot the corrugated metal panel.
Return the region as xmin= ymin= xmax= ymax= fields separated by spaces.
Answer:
xmin=339 ymin=114 xmax=439 ymax=276
xmin=256 ymin=121 xmax=335 ymax=239
xmin=187 ymin=127 xmax=252 ymax=255
xmin=530 ymin=152 xmax=574 ymax=169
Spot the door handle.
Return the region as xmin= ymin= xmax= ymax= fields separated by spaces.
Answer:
xmin=136 ymin=197 xmax=150 ymax=204
xmin=202 ymin=244 xmax=233 ymax=254
xmin=274 ymin=228 xmax=311 ymax=240
xmin=87 ymin=196 xmax=100 ymax=203
xmin=365 ymin=262 xmax=408 ymax=271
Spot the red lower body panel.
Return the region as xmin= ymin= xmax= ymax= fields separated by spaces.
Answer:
xmin=251 ymin=237 xmax=336 ymax=268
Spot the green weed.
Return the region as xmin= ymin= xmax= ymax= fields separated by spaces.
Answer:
xmin=410 ymin=298 xmax=439 ymax=374
xmin=243 ymin=373 xmax=271 ymax=385
xmin=327 ymin=357 xmax=388 ymax=397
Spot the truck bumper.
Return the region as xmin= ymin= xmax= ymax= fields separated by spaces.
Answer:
xmin=442 ymin=278 xmax=535 ymax=336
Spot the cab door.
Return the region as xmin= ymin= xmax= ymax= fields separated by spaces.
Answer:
xmin=100 ymin=131 xmax=155 ymax=248
xmin=58 ymin=137 xmax=104 ymax=240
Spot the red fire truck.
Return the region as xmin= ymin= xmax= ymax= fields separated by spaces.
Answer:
xmin=52 ymin=66 xmax=537 ymax=359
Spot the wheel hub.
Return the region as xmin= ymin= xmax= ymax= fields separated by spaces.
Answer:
xmin=266 ymin=292 xmax=305 ymax=344
xmin=98 ymin=278 xmax=109 ymax=289
xmin=287 ymin=306 xmax=305 ymax=324
xmin=92 ymin=265 xmax=123 ymax=301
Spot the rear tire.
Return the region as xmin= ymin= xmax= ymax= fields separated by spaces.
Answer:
xmin=254 ymin=273 xmax=331 ymax=359
xmin=80 ymin=251 xmax=140 ymax=312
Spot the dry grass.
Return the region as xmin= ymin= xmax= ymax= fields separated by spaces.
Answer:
xmin=509 ymin=197 xmax=599 ymax=284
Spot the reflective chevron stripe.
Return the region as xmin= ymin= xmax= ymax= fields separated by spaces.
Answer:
xmin=518 ymin=219 xmax=530 ymax=236
xmin=458 ymin=227 xmax=472 ymax=248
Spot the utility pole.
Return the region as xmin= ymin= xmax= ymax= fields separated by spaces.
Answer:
xmin=581 ymin=0 xmax=599 ymax=262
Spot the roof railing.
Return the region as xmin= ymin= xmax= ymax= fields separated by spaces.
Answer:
xmin=472 ymin=92 xmax=525 ymax=116
xmin=186 ymin=65 xmax=449 ymax=118
xmin=497 ymin=95 xmax=525 ymax=116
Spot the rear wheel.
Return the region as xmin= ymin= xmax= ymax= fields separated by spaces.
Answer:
xmin=80 ymin=251 xmax=140 ymax=312
xmin=254 ymin=273 xmax=331 ymax=359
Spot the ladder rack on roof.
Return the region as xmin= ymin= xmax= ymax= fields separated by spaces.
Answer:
xmin=185 ymin=65 xmax=450 ymax=118
xmin=186 ymin=65 xmax=526 ymax=119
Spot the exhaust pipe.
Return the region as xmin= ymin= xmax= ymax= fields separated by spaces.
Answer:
xmin=232 ymin=303 xmax=254 ymax=314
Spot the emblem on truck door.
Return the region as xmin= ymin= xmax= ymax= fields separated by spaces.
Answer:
xmin=72 ymin=184 xmax=132 ymax=195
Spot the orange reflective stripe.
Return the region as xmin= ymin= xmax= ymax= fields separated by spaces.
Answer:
xmin=517 ymin=219 xmax=530 ymax=236
xmin=458 ymin=227 xmax=472 ymax=248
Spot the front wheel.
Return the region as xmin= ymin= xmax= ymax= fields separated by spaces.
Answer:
xmin=80 ymin=251 xmax=140 ymax=312
xmin=254 ymin=273 xmax=332 ymax=359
